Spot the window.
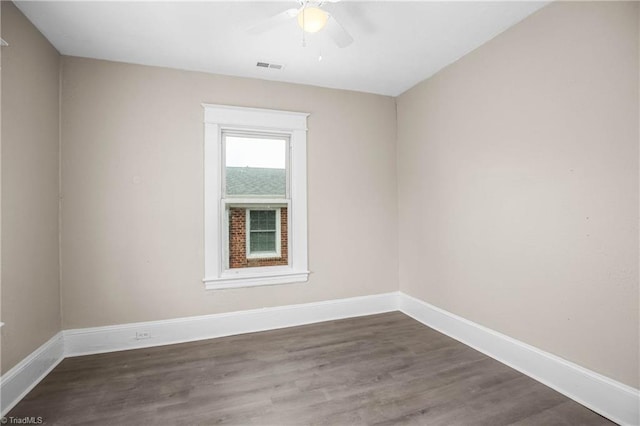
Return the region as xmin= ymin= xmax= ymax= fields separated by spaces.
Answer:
xmin=246 ymin=209 xmax=281 ymax=259
xmin=223 ymin=132 xmax=289 ymax=269
xmin=224 ymin=134 xmax=287 ymax=198
xmin=203 ymin=104 xmax=309 ymax=289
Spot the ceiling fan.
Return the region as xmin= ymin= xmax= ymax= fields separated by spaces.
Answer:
xmin=247 ymin=1 xmax=354 ymax=48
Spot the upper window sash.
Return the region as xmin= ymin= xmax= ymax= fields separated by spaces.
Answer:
xmin=221 ymin=131 xmax=291 ymax=199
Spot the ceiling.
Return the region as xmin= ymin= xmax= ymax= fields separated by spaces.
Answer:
xmin=14 ymin=1 xmax=548 ymax=96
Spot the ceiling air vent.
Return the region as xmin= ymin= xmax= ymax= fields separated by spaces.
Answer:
xmin=256 ymin=61 xmax=284 ymax=70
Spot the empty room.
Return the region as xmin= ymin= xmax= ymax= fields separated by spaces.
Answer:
xmin=1 ymin=0 xmax=638 ymax=424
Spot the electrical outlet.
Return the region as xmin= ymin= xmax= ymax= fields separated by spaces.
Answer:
xmin=136 ymin=331 xmax=151 ymax=340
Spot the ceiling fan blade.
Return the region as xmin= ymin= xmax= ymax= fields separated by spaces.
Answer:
xmin=247 ymin=8 xmax=298 ymax=34
xmin=325 ymin=15 xmax=353 ymax=48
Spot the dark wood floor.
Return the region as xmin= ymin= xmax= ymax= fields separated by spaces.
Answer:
xmin=8 ymin=312 xmax=613 ymax=425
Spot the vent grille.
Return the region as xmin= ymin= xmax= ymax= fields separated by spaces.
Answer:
xmin=256 ymin=61 xmax=284 ymax=70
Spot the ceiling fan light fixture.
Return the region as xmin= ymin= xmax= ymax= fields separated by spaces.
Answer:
xmin=297 ymin=7 xmax=328 ymax=33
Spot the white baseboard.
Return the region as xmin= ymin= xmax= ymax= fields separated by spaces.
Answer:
xmin=398 ymin=292 xmax=640 ymax=426
xmin=0 ymin=332 xmax=64 ymax=417
xmin=64 ymin=292 xmax=401 ymax=357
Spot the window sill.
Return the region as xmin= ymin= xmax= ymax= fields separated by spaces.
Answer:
xmin=203 ymin=269 xmax=310 ymax=290
xmin=246 ymin=252 xmax=281 ymax=260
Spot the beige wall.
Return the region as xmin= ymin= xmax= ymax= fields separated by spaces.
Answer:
xmin=1 ymin=1 xmax=61 ymax=374
xmin=60 ymin=56 xmax=398 ymax=329
xmin=397 ymin=1 xmax=639 ymax=388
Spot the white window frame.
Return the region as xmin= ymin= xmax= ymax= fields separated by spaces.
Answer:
xmin=245 ymin=207 xmax=282 ymax=259
xmin=203 ymin=104 xmax=309 ymax=290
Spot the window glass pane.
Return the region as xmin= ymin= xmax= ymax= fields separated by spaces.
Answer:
xmin=250 ymin=210 xmax=276 ymax=231
xmin=250 ymin=231 xmax=276 ymax=252
xmin=225 ymin=136 xmax=286 ymax=197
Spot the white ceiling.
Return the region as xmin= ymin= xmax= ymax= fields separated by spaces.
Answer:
xmin=14 ymin=1 xmax=548 ymax=96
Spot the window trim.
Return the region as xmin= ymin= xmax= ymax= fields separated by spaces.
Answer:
xmin=245 ymin=208 xmax=282 ymax=259
xmin=203 ymin=104 xmax=309 ymax=290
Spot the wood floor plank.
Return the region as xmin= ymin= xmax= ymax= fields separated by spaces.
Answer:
xmin=6 ymin=312 xmax=614 ymax=425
